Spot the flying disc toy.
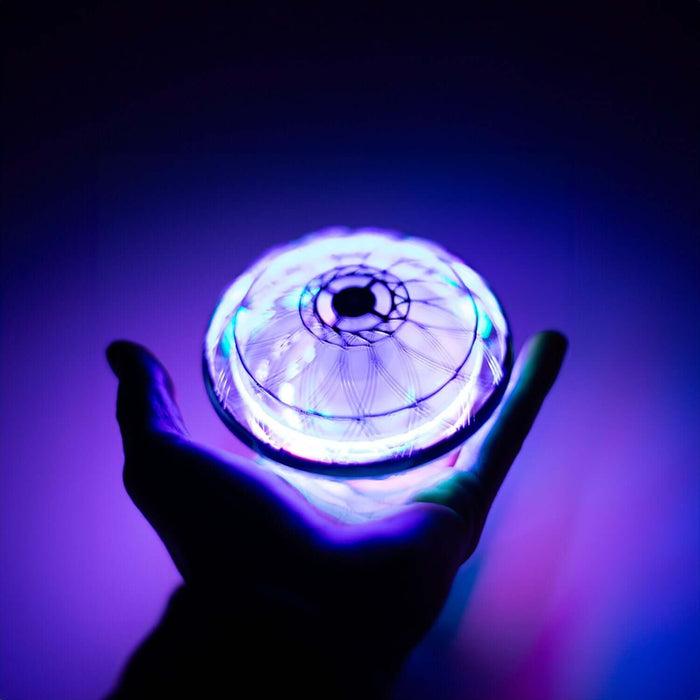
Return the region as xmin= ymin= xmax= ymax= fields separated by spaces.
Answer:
xmin=204 ymin=227 xmax=512 ymax=478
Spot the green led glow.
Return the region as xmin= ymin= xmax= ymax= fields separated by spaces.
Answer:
xmin=478 ymin=312 xmax=493 ymax=339
xmin=439 ymin=273 xmax=461 ymax=288
xmin=282 ymin=291 xmax=301 ymax=309
xmin=220 ymin=322 xmax=235 ymax=358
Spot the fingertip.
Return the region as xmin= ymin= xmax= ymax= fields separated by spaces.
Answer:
xmin=523 ymin=329 xmax=567 ymax=356
xmin=105 ymin=340 xmax=171 ymax=387
xmin=539 ymin=330 xmax=568 ymax=361
xmin=105 ymin=340 xmax=134 ymax=378
xmin=517 ymin=330 xmax=568 ymax=386
xmin=534 ymin=330 xmax=568 ymax=385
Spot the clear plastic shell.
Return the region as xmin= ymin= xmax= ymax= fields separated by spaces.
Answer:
xmin=204 ymin=228 xmax=512 ymax=477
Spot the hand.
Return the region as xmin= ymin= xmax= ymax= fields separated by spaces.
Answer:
xmin=106 ymin=331 xmax=566 ymax=698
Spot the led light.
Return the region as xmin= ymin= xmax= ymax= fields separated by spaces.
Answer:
xmin=204 ymin=227 xmax=512 ymax=478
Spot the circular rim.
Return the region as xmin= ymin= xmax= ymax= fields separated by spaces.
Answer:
xmin=202 ymin=231 xmax=514 ymax=478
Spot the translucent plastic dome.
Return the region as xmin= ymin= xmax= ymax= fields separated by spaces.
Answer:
xmin=204 ymin=228 xmax=512 ymax=476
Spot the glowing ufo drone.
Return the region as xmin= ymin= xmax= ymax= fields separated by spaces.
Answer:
xmin=204 ymin=228 xmax=512 ymax=477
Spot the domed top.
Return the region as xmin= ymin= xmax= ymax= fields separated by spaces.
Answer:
xmin=204 ymin=227 xmax=512 ymax=477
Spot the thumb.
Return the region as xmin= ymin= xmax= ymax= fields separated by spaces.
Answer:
xmin=106 ymin=340 xmax=188 ymax=457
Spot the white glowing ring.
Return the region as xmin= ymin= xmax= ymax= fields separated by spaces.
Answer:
xmin=204 ymin=227 xmax=512 ymax=476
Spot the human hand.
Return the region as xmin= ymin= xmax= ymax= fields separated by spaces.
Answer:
xmin=106 ymin=331 xmax=566 ymax=698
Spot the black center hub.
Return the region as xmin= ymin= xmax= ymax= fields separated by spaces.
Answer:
xmin=332 ymin=285 xmax=376 ymax=317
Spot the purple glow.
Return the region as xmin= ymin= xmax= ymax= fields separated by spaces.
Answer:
xmin=3 ymin=170 xmax=696 ymax=698
xmin=2 ymin=7 xmax=698 ymax=699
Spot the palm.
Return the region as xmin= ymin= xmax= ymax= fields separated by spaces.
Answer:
xmin=107 ymin=331 xmax=565 ymax=688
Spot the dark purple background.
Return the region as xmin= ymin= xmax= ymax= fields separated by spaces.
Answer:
xmin=2 ymin=4 xmax=698 ymax=698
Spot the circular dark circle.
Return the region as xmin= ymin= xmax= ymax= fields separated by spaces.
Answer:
xmin=332 ymin=285 xmax=377 ymax=317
